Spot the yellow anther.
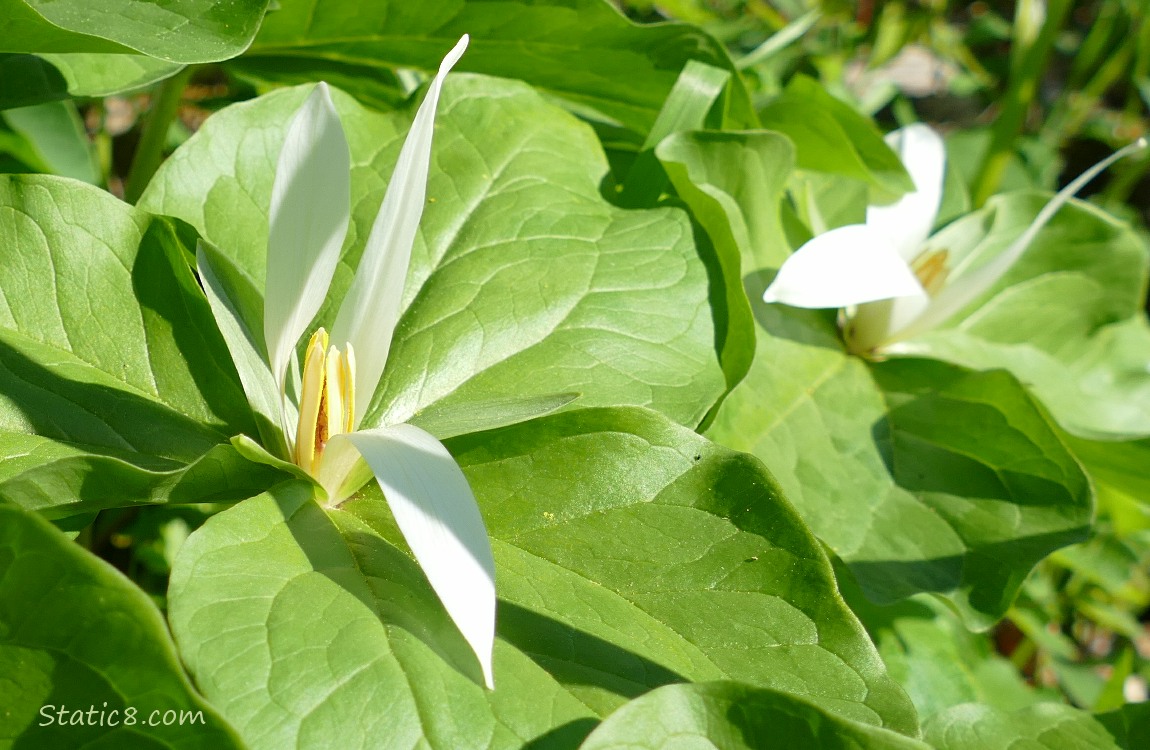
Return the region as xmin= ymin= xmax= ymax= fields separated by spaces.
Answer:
xmin=293 ymin=327 xmax=357 ymax=476
xmin=911 ymin=249 xmax=950 ymax=297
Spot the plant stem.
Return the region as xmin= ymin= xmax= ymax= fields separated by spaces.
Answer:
xmin=971 ymin=0 xmax=1072 ymax=208
xmin=124 ymin=66 xmax=193 ymax=204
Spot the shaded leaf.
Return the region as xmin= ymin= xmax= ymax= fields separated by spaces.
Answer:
xmin=580 ymin=682 xmax=928 ymax=750
xmin=0 ymin=504 xmax=242 ymax=748
xmin=234 ymin=0 xmax=753 ymax=135
xmin=0 ymin=175 xmax=280 ymax=513
xmin=706 ymin=299 xmax=1091 ymax=626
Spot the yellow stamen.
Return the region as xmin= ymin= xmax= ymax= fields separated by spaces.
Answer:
xmin=340 ymin=345 xmax=356 ymax=434
xmin=911 ymin=249 xmax=950 ymax=297
xmin=293 ymin=327 xmax=357 ymax=475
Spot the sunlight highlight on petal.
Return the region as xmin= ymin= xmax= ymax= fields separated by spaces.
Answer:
xmin=866 ymin=124 xmax=946 ymax=261
xmin=345 ymin=423 xmax=496 ymax=689
xmin=332 ymin=35 xmax=470 ymax=426
xmin=763 ymin=224 xmax=925 ymax=309
xmin=264 ymin=83 xmax=351 ymax=397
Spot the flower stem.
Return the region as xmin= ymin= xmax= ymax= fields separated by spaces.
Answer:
xmin=124 ymin=66 xmax=193 ymax=204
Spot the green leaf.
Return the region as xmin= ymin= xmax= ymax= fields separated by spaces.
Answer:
xmin=140 ymin=76 xmax=728 ymax=430
xmin=1096 ymin=701 xmax=1150 ymax=750
xmin=232 ymin=0 xmax=754 ymax=135
xmin=580 ymin=682 xmax=929 ymax=750
xmin=706 ymin=300 xmax=1092 ymax=626
xmin=1064 ymin=435 xmax=1150 ymax=504
xmin=925 ymin=703 xmax=1136 ymax=750
xmin=167 ymin=408 xmax=918 ymax=749
xmin=899 ymin=194 xmax=1150 ymax=440
xmin=0 ymin=432 xmax=284 ymax=520
xmin=0 ymin=52 xmax=185 ymax=109
xmin=0 ymin=0 xmax=270 ymax=63
xmin=616 ymin=60 xmax=730 ymax=208
xmin=0 ymin=175 xmax=280 ymax=513
xmin=1 ymin=100 xmax=98 ymax=183
xmin=844 ymin=584 xmax=1043 ymax=723
xmin=0 ymin=504 xmax=243 ymax=748
xmin=760 ymin=76 xmax=912 ymax=199
xmin=655 ymin=129 xmax=795 ymax=420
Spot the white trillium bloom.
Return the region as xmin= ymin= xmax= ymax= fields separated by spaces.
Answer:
xmin=763 ymin=123 xmax=1147 ymax=355
xmin=197 ymin=36 xmax=498 ymax=689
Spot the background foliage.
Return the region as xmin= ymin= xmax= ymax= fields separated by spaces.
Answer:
xmin=2 ymin=0 xmax=1150 ymax=748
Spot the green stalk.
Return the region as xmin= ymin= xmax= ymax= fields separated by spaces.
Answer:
xmin=971 ymin=0 xmax=1073 ymax=207
xmin=124 ymin=66 xmax=192 ymax=204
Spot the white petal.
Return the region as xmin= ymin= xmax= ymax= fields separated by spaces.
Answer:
xmin=762 ymin=224 xmax=925 ymax=309
xmin=197 ymin=243 xmax=292 ymax=458
xmin=887 ymin=137 xmax=1149 ymax=344
xmin=866 ymin=123 xmax=946 ymax=260
xmin=344 ymin=422 xmax=496 ymax=688
xmin=264 ymin=83 xmax=351 ymax=396
xmin=332 ymin=35 xmax=469 ymax=426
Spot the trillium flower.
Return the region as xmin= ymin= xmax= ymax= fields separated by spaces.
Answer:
xmin=196 ymin=35 xmax=498 ymax=689
xmin=762 ymin=123 xmax=1147 ymax=355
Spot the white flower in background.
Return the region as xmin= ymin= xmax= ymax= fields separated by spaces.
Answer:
xmin=197 ymin=35 xmax=497 ymax=689
xmin=762 ymin=123 xmax=1147 ymax=355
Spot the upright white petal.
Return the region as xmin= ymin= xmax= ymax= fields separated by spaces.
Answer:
xmin=866 ymin=123 xmax=946 ymax=261
xmin=343 ymin=422 xmax=496 ymax=689
xmin=197 ymin=244 xmax=292 ymax=458
xmin=264 ymin=83 xmax=351 ymax=396
xmin=762 ymin=224 xmax=925 ymax=309
xmin=886 ymin=138 xmax=1148 ymax=345
xmin=333 ymin=35 xmax=470 ymax=425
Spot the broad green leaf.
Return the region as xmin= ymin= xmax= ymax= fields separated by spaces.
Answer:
xmin=232 ymin=0 xmax=754 ymax=135
xmin=896 ymin=194 xmax=1150 ymax=439
xmin=0 ymin=504 xmax=242 ymax=748
xmin=706 ymin=298 xmax=1092 ymax=626
xmin=656 ymin=130 xmax=794 ymax=415
xmin=0 ymin=0 xmax=269 ymax=63
xmin=924 ymin=703 xmax=1136 ymax=750
xmin=140 ymin=76 xmax=728 ymax=430
xmin=1 ymin=100 xmax=98 ymax=183
xmin=0 ymin=52 xmax=184 ymax=109
xmin=580 ymin=682 xmax=929 ymax=750
xmin=167 ymin=408 xmax=918 ymax=749
xmin=760 ymin=76 xmax=912 ymax=200
xmin=0 ymin=175 xmax=281 ymax=513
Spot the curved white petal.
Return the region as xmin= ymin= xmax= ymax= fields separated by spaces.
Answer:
xmin=866 ymin=124 xmax=946 ymax=260
xmin=264 ymin=83 xmax=351 ymax=397
xmin=344 ymin=422 xmax=496 ymax=689
xmin=332 ymin=35 xmax=469 ymax=425
xmin=886 ymin=137 xmax=1149 ymax=345
xmin=762 ymin=224 xmax=925 ymax=309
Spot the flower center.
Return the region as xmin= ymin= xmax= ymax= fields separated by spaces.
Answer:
xmin=910 ymin=249 xmax=950 ymax=296
xmin=294 ymin=328 xmax=355 ymax=474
